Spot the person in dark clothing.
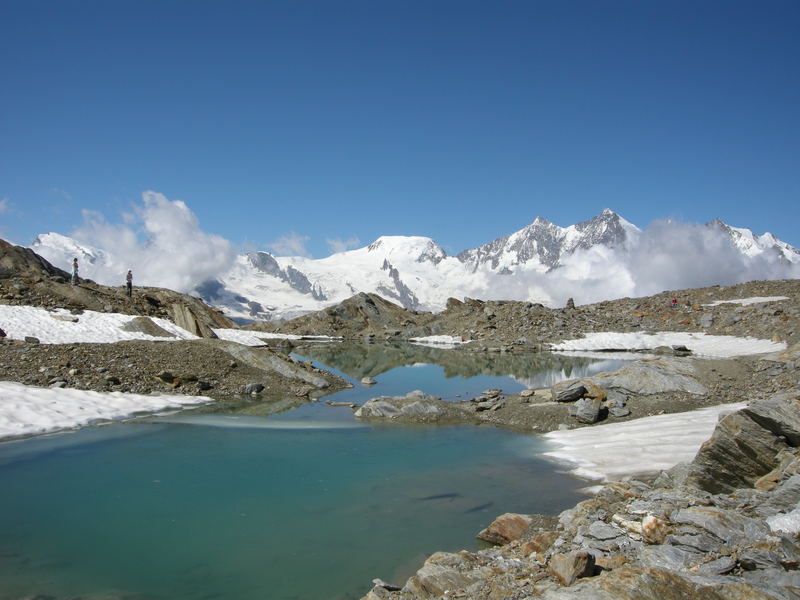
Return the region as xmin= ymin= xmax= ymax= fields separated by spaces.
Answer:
xmin=71 ymin=258 xmax=79 ymax=286
xmin=126 ymin=270 xmax=133 ymax=297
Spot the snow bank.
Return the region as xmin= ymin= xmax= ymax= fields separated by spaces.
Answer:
xmin=703 ymin=296 xmax=788 ymax=307
xmin=552 ymin=331 xmax=785 ymax=358
xmin=0 ymin=305 xmax=197 ymax=344
xmin=409 ymin=335 xmax=466 ymax=349
xmin=541 ymin=403 xmax=746 ymax=481
xmin=0 ymin=381 xmax=211 ymax=440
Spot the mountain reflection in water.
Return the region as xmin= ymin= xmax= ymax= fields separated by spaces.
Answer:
xmin=293 ymin=341 xmax=625 ymax=387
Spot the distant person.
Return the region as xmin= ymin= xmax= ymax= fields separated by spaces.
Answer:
xmin=71 ymin=258 xmax=79 ymax=286
xmin=671 ymin=298 xmax=677 ymax=309
xmin=126 ymin=270 xmax=133 ymax=297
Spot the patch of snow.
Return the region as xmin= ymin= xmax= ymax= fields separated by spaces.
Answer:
xmin=0 ymin=381 xmax=211 ymax=441
xmin=408 ymin=335 xmax=466 ymax=349
xmin=703 ymin=296 xmax=788 ymax=307
xmin=552 ymin=331 xmax=785 ymax=358
xmin=767 ymin=507 xmax=800 ymax=535
xmin=0 ymin=305 xmax=197 ymax=344
xmin=541 ymin=403 xmax=746 ymax=481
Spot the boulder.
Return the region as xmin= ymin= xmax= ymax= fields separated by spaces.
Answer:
xmin=742 ymin=390 xmax=800 ymax=446
xmin=552 ymin=380 xmax=587 ymax=403
xmin=401 ymin=552 xmax=482 ymax=599
xmin=687 ymin=399 xmax=793 ymax=494
xmin=354 ymin=391 xmax=457 ymax=422
xmin=120 ymin=316 xmax=177 ymax=338
xmin=589 ymin=358 xmax=706 ymax=396
xmin=476 ymin=512 xmax=532 ymax=545
xmin=570 ymin=397 xmax=603 ymax=424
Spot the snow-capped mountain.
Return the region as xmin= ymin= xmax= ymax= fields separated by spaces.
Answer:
xmin=27 ymin=210 xmax=800 ymax=322
xmin=707 ymin=219 xmax=800 ymax=264
xmin=457 ymin=209 xmax=640 ymax=272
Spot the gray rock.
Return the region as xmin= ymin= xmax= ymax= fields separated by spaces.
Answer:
xmin=742 ymin=390 xmax=800 ymax=446
xmin=608 ymin=406 xmax=631 ymax=418
xmin=361 ymin=376 xmax=377 ymax=386
xmin=639 ymin=545 xmax=703 ymax=570
xmin=552 ymin=380 xmax=587 ymax=402
xmin=665 ymin=532 xmax=724 ymax=554
xmin=694 ymin=556 xmax=736 ymax=575
xmin=586 ymin=521 xmax=622 ymax=541
xmin=687 ymin=408 xmax=790 ymax=494
xmin=24 ymin=336 xmax=40 ymax=344
xmin=570 ymin=397 xmax=603 ymax=424
xmin=756 ymin=474 xmax=800 ymax=517
xmin=243 ymin=383 xmax=264 ymax=395
xmin=605 ymin=390 xmax=627 ymax=407
xmin=670 ymin=506 xmax=769 ymax=546
xmin=589 ymin=358 xmax=706 ymax=395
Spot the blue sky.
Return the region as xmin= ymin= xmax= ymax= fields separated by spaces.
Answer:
xmin=1 ymin=0 xmax=798 ymax=257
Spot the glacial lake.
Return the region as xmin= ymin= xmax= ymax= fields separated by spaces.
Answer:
xmin=0 ymin=344 xmax=625 ymax=600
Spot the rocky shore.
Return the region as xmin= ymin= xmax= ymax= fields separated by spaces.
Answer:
xmin=360 ymin=353 xmax=800 ymax=600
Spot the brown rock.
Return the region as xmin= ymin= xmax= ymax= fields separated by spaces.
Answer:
xmin=548 ymin=551 xmax=596 ymax=586
xmin=595 ymin=554 xmax=629 ymax=571
xmin=522 ymin=531 xmax=560 ymax=556
xmin=476 ymin=512 xmax=533 ymax=545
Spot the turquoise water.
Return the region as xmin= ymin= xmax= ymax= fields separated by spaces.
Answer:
xmin=0 ymin=348 xmax=610 ymax=600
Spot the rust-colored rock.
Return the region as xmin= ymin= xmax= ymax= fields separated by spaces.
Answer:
xmin=476 ymin=512 xmax=532 ymax=545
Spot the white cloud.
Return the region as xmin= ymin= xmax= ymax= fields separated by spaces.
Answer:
xmin=0 ymin=197 xmax=10 ymax=214
xmin=326 ymin=236 xmax=361 ymax=254
xmin=470 ymin=220 xmax=800 ymax=308
xmin=269 ymin=232 xmax=311 ymax=257
xmin=66 ymin=191 xmax=237 ymax=294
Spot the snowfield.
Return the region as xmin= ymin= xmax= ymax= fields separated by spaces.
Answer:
xmin=552 ymin=330 xmax=786 ymax=358
xmin=541 ymin=403 xmax=746 ymax=482
xmin=0 ymin=382 xmax=210 ymax=440
xmin=0 ymin=305 xmax=198 ymax=344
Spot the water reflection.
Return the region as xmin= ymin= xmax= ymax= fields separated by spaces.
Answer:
xmin=294 ymin=341 xmax=621 ymax=383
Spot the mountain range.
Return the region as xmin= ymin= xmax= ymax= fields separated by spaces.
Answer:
xmin=29 ymin=209 xmax=800 ymax=322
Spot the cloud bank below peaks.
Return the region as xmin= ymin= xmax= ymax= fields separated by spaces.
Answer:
xmin=67 ymin=191 xmax=236 ymax=294
xmin=513 ymin=219 xmax=800 ymax=308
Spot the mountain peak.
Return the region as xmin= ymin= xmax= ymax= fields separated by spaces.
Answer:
xmin=366 ymin=236 xmax=446 ymax=264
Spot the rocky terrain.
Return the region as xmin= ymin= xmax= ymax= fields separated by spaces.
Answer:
xmin=268 ymin=279 xmax=800 ymax=349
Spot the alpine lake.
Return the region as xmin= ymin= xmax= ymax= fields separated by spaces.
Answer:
xmin=0 ymin=342 xmax=628 ymax=600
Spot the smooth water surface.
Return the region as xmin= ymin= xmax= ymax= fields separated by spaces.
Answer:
xmin=0 ymin=346 xmax=621 ymax=600
xmin=0 ymin=422 xmax=580 ymax=600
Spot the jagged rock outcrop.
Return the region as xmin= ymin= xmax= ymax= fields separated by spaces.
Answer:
xmin=685 ymin=389 xmax=800 ymax=493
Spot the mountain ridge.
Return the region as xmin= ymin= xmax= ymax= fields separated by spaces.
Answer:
xmin=28 ymin=210 xmax=800 ymax=322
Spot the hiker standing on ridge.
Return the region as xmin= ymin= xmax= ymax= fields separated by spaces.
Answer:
xmin=71 ymin=258 xmax=78 ymax=286
xmin=126 ymin=270 xmax=133 ymax=297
